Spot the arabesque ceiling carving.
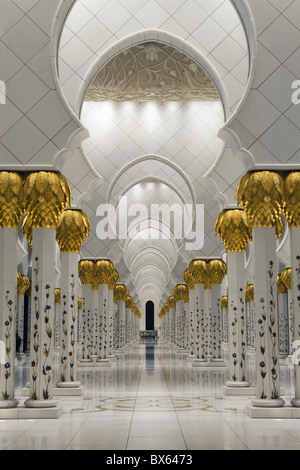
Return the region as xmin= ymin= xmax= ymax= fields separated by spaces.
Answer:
xmin=85 ymin=42 xmax=220 ymax=102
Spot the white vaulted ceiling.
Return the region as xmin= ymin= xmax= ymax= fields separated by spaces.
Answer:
xmin=56 ymin=0 xmax=251 ymax=307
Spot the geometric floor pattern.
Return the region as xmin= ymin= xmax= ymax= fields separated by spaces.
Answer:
xmin=3 ymin=340 xmax=300 ymax=450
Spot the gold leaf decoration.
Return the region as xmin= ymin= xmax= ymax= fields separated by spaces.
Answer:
xmin=188 ymin=259 xmax=208 ymax=286
xmin=207 ymin=259 xmax=227 ymax=286
xmin=236 ymin=171 xmax=285 ymax=238
xmin=0 ymin=171 xmax=24 ymax=228
xmin=23 ymin=171 xmax=72 ymax=228
xmin=78 ymin=260 xmax=95 ymax=286
xmin=281 ymin=268 xmax=291 ymax=290
xmin=215 ymin=209 xmax=252 ymax=252
xmin=108 ymin=268 xmax=119 ymax=290
xmin=221 ymin=296 xmax=228 ymax=309
xmin=172 ymin=284 xmax=189 ymax=303
xmin=277 ymin=275 xmax=287 ymax=295
xmin=56 ymin=209 xmax=90 ymax=253
xmin=284 ymin=171 xmax=300 ymax=228
xmin=55 ymin=288 xmax=61 ymax=304
xmin=245 ymin=284 xmax=254 ymax=303
xmin=17 ymin=272 xmax=31 ymax=295
xmin=114 ymin=284 xmax=129 ymax=303
xmin=183 ymin=268 xmax=195 ymax=290
xmin=94 ymin=260 xmax=115 ymax=286
xmin=125 ymin=296 xmax=134 ymax=310
xmin=167 ymin=296 xmax=176 ymax=310
xmin=21 ymin=213 xmax=33 ymax=247
xmin=78 ymin=297 xmax=82 ymax=309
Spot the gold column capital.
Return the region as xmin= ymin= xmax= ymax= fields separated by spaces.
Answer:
xmin=108 ymin=268 xmax=119 ymax=290
xmin=172 ymin=284 xmax=189 ymax=303
xmin=56 ymin=209 xmax=90 ymax=253
xmin=167 ymin=296 xmax=176 ymax=309
xmin=113 ymin=284 xmax=129 ymax=303
xmin=21 ymin=213 xmax=33 ymax=247
xmin=207 ymin=259 xmax=227 ymax=286
xmin=17 ymin=272 xmax=31 ymax=295
xmin=277 ymin=275 xmax=287 ymax=295
xmin=215 ymin=209 xmax=252 ymax=252
xmin=281 ymin=268 xmax=291 ymax=291
xmin=94 ymin=259 xmax=115 ymax=286
xmin=284 ymin=171 xmax=300 ymax=228
xmin=0 ymin=171 xmax=24 ymax=228
xmin=188 ymin=259 xmax=208 ymax=286
xmin=23 ymin=171 xmax=72 ymax=228
xmin=78 ymin=260 xmax=95 ymax=287
xmin=55 ymin=288 xmax=61 ymax=304
xmin=78 ymin=297 xmax=82 ymax=310
xmin=236 ymin=170 xmax=285 ymax=238
xmin=245 ymin=284 xmax=254 ymax=303
xmin=221 ymin=296 xmax=228 ymax=309
xmin=183 ymin=268 xmax=195 ymax=290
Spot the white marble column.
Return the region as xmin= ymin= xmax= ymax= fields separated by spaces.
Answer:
xmin=25 ymin=227 xmax=58 ymax=408
xmin=210 ymin=283 xmax=224 ymax=364
xmin=54 ymin=288 xmax=61 ymax=350
xmin=114 ymin=284 xmax=129 ymax=353
xmin=172 ymin=284 xmax=189 ymax=355
xmin=56 ymin=252 xmax=81 ymax=387
xmin=16 ymin=273 xmax=30 ymax=357
xmin=108 ymin=268 xmax=119 ymax=359
xmin=289 ymin=226 xmax=300 ymax=405
xmin=0 ymin=171 xmax=23 ymax=409
xmin=251 ymin=227 xmax=284 ymax=407
xmin=78 ymin=260 xmax=95 ymax=364
xmin=0 ymin=228 xmax=19 ymax=408
xmin=55 ymin=209 xmax=89 ymax=388
xmin=237 ymin=170 xmax=285 ymax=408
xmin=226 ymin=252 xmax=250 ymax=387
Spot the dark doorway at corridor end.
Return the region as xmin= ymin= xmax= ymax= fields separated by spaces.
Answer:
xmin=145 ymin=300 xmax=154 ymax=330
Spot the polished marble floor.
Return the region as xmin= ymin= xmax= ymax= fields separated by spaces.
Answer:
xmin=2 ymin=339 xmax=300 ymax=450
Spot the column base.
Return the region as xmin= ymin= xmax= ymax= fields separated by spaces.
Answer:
xmin=176 ymin=348 xmax=188 ymax=356
xmin=226 ymin=380 xmax=251 ymax=388
xmin=251 ymin=398 xmax=285 ymax=408
xmin=115 ymin=348 xmax=126 ymax=355
xmin=0 ymin=398 xmax=19 ymax=409
xmin=96 ymin=359 xmax=111 ymax=367
xmin=24 ymin=398 xmax=58 ymax=409
xmin=192 ymin=359 xmax=209 ymax=367
xmin=56 ymin=381 xmax=81 ymax=388
xmin=209 ymin=359 xmax=226 ymax=367
xmin=223 ymin=384 xmax=256 ymax=396
xmin=291 ymin=398 xmax=300 ymax=407
xmin=187 ymin=354 xmax=195 ymax=361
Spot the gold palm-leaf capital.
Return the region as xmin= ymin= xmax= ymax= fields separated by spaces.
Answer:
xmin=207 ymin=259 xmax=227 ymax=286
xmin=172 ymin=284 xmax=189 ymax=302
xmin=221 ymin=296 xmax=228 ymax=309
xmin=23 ymin=171 xmax=72 ymax=228
xmin=281 ymin=268 xmax=291 ymax=290
xmin=245 ymin=284 xmax=254 ymax=302
xmin=0 ymin=171 xmax=24 ymax=228
xmin=94 ymin=259 xmax=115 ymax=286
xmin=78 ymin=260 xmax=95 ymax=286
xmin=17 ymin=272 xmax=31 ymax=295
xmin=183 ymin=268 xmax=195 ymax=290
xmin=236 ymin=171 xmax=285 ymax=236
xmin=113 ymin=284 xmax=129 ymax=303
xmin=284 ymin=171 xmax=300 ymax=228
xmin=56 ymin=209 xmax=90 ymax=252
xmin=215 ymin=209 xmax=252 ymax=252
xmin=188 ymin=259 xmax=208 ymax=285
